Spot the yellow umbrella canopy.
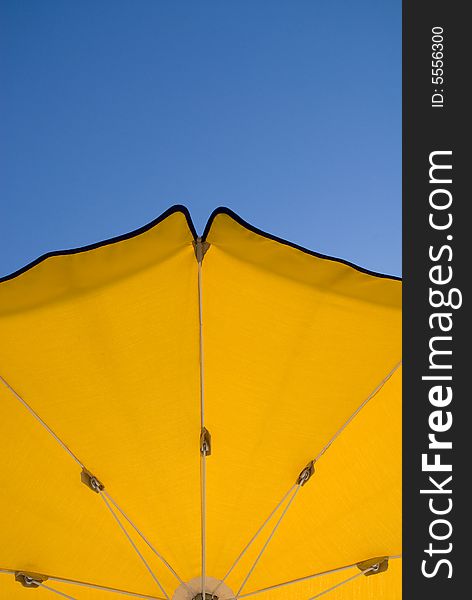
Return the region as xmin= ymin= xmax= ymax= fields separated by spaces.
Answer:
xmin=0 ymin=207 xmax=401 ymax=600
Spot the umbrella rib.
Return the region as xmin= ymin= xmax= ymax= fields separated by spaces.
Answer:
xmin=46 ymin=578 xmax=167 ymax=599
xmin=99 ymin=491 xmax=170 ymax=600
xmin=306 ymin=568 xmax=371 ymax=600
xmin=235 ymin=484 xmax=302 ymax=597
xmin=37 ymin=581 xmax=78 ymax=599
xmin=0 ymin=374 xmax=85 ymax=469
xmin=228 ymin=563 xmax=355 ymax=599
xmin=227 ymin=555 xmax=402 ymax=599
xmin=313 ymin=360 xmax=402 ymax=463
xmin=211 ymin=483 xmax=297 ymax=596
xmin=102 ymin=490 xmax=195 ymax=596
xmin=1 ymin=569 xmax=167 ymax=599
xmin=197 ymin=251 xmax=206 ymax=431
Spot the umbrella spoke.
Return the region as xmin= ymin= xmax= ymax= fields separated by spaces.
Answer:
xmin=228 ymin=563 xmax=356 ymax=599
xmin=226 ymin=555 xmax=401 ymax=599
xmin=306 ymin=570 xmax=367 ymax=600
xmin=99 ymin=491 xmax=170 ymax=600
xmin=0 ymin=374 xmax=85 ymax=469
xmin=211 ymin=483 xmax=297 ymax=596
xmin=37 ymin=581 xmax=78 ymax=599
xmin=2 ymin=568 xmax=167 ymax=599
xmin=314 ymin=360 xmax=402 ymax=463
xmin=102 ymin=490 xmax=194 ymax=596
xmin=235 ymin=484 xmax=301 ymax=596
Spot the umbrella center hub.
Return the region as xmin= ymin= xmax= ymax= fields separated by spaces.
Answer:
xmin=172 ymin=577 xmax=234 ymax=600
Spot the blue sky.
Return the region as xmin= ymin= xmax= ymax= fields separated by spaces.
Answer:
xmin=0 ymin=0 xmax=401 ymax=278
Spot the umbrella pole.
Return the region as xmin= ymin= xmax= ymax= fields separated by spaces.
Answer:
xmin=210 ymin=483 xmax=297 ymax=596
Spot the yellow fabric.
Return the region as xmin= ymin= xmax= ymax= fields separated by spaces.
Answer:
xmin=0 ymin=208 xmax=401 ymax=599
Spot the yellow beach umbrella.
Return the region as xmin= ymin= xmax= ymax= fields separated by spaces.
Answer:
xmin=0 ymin=207 xmax=401 ymax=600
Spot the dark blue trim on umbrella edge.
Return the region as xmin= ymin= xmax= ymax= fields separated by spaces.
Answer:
xmin=0 ymin=205 xmax=401 ymax=283
xmin=202 ymin=206 xmax=401 ymax=282
xmin=0 ymin=205 xmax=196 ymax=283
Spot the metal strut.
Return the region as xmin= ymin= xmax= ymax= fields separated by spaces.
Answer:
xmin=36 ymin=582 xmax=78 ymax=600
xmin=307 ymin=571 xmax=366 ymax=600
xmin=80 ymin=471 xmax=170 ymax=598
xmin=0 ymin=374 xmax=85 ymax=469
xmin=235 ymin=484 xmax=301 ymax=597
xmin=98 ymin=490 xmax=171 ymax=600
xmin=80 ymin=469 xmax=192 ymax=594
xmin=224 ymin=557 xmax=392 ymax=600
xmin=213 ymin=462 xmax=315 ymax=597
xmin=102 ymin=489 xmax=195 ymax=596
xmin=314 ymin=360 xmax=402 ymax=462
xmin=233 ymin=457 xmax=317 ymax=597
xmin=6 ymin=569 xmax=167 ymax=599
xmin=210 ymin=484 xmax=297 ymax=596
